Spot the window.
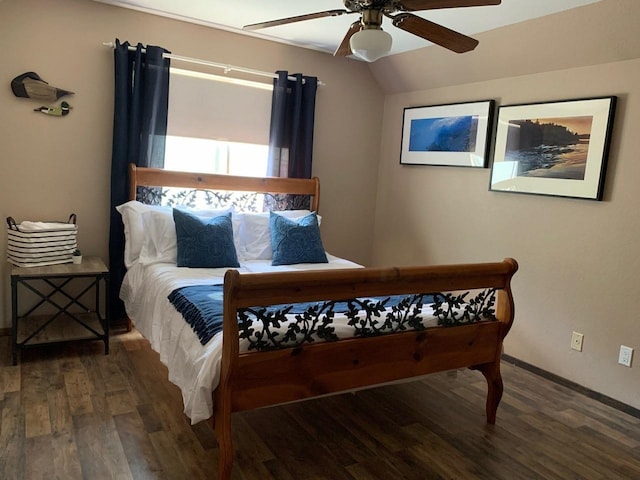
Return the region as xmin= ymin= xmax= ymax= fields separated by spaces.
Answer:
xmin=164 ymin=136 xmax=268 ymax=177
xmin=165 ymin=68 xmax=272 ymax=176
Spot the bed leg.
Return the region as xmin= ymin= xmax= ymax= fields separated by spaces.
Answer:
xmin=476 ymin=361 xmax=503 ymax=424
xmin=214 ymin=406 xmax=234 ymax=479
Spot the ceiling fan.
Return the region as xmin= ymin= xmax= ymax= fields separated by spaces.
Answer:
xmin=244 ymin=0 xmax=502 ymax=62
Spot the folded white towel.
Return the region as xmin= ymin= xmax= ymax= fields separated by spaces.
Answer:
xmin=17 ymin=221 xmax=76 ymax=232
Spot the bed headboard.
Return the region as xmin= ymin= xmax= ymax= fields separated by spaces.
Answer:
xmin=128 ymin=163 xmax=320 ymax=212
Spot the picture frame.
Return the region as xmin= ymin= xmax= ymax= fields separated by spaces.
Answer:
xmin=489 ymin=96 xmax=617 ymax=200
xmin=400 ymin=100 xmax=495 ymax=168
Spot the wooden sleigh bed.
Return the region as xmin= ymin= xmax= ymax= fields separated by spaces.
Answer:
xmin=125 ymin=164 xmax=518 ymax=479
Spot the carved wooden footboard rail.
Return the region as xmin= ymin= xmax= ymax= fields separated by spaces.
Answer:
xmin=214 ymin=258 xmax=518 ymax=479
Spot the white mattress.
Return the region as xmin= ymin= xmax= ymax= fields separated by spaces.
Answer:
xmin=120 ymin=254 xmax=371 ymax=423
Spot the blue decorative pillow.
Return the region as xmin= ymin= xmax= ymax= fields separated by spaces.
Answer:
xmin=270 ymin=212 xmax=328 ymax=266
xmin=173 ymin=210 xmax=240 ymax=268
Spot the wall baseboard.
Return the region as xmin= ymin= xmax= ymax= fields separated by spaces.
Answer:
xmin=502 ymin=354 xmax=640 ymax=420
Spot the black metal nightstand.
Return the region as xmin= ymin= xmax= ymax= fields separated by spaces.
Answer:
xmin=10 ymin=256 xmax=110 ymax=365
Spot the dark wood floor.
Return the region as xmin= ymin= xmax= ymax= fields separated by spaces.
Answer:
xmin=1 ymin=331 xmax=639 ymax=480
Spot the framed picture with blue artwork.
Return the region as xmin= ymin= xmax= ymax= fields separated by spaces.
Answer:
xmin=489 ymin=96 xmax=616 ymax=200
xmin=400 ymin=100 xmax=495 ymax=168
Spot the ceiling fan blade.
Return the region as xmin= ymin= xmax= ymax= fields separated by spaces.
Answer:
xmin=244 ymin=9 xmax=349 ymax=31
xmin=334 ymin=21 xmax=362 ymax=57
xmin=399 ymin=0 xmax=501 ymax=11
xmin=392 ymin=13 xmax=479 ymax=53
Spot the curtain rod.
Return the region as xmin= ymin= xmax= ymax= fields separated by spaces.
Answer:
xmin=102 ymin=42 xmax=325 ymax=86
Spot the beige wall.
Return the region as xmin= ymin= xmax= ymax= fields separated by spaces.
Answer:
xmin=3 ymin=0 xmax=639 ymax=411
xmin=371 ymin=0 xmax=640 ymax=409
xmin=0 ymin=0 xmax=382 ymax=328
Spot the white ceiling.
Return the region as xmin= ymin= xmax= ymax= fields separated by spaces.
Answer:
xmin=94 ymin=0 xmax=601 ymax=58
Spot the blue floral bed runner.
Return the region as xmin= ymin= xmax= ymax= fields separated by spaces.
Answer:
xmin=168 ymin=284 xmax=495 ymax=351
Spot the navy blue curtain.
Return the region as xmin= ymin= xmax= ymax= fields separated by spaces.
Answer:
xmin=108 ymin=39 xmax=170 ymax=320
xmin=268 ymin=71 xmax=318 ymax=179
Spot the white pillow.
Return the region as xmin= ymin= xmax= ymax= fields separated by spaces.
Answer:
xmin=138 ymin=207 xmax=238 ymax=265
xmin=237 ymin=210 xmax=320 ymax=261
xmin=115 ymin=201 xmax=168 ymax=268
xmin=138 ymin=209 xmax=177 ymax=265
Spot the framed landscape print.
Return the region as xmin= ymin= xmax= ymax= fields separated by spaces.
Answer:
xmin=489 ymin=96 xmax=616 ymax=200
xmin=400 ymin=100 xmax=495 ymax=167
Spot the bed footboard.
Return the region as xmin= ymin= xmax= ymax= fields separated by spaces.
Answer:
xmin=213 ymin=258 xmax=517 ymax=478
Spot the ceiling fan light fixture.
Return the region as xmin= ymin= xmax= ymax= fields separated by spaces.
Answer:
xmin=349 ymin=28 xmax=392 ymax=62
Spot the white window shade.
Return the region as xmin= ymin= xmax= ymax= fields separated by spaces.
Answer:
xmin=167 ymin=70 xmax=272 ymax=145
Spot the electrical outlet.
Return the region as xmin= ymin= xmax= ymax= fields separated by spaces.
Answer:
xmin=571 ymin=332 xmax=584 ymax=352
xmin=618 ymin=345 xmax=633 ymax=367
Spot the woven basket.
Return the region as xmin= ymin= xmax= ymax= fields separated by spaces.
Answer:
xmin=7 ymin=214 xmax=78 ymax=267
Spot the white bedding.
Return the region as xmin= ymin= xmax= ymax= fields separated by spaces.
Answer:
xmin=120 ymin=254 xmax=367 ymax=423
